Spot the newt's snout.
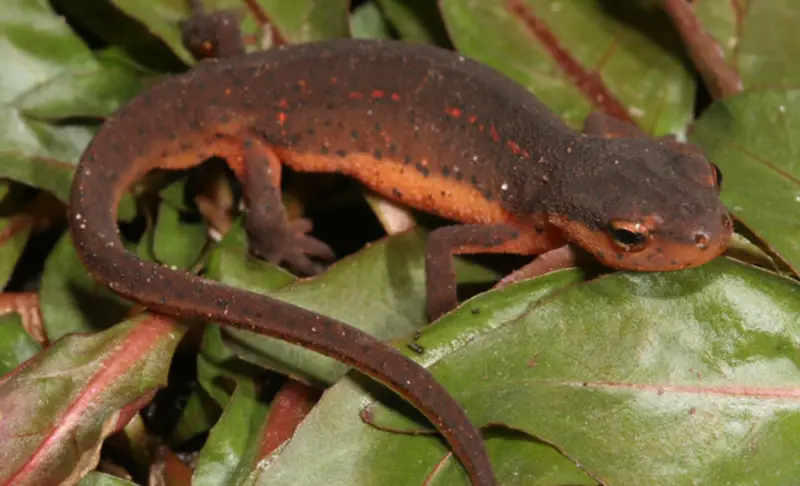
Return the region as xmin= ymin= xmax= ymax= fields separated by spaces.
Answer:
xmin=549 ymin=209 xmax=733 ymax=272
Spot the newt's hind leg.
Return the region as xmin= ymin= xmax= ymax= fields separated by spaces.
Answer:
xmin=583 ymin=111 xmax=706 ymax=155
xmin=180 ymin=1 xmax=246 ymax=59
xmin=180 ymin=3 xmax=332 ymax=276
xmin=228 ymin=142 xmax=335 ymax=276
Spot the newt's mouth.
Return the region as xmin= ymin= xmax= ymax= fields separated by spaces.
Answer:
xmin=548 ymin=213 xmax=733 ymax=272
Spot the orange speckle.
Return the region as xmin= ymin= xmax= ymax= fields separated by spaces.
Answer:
xmin=478 ymin=124 xmax=485 ymax=132
xmin=278 ymin=99 xmax=288 ymax=108
xmin=391 ymin=93 xmax=401 ymax=102
xmin=330 ymin=77 xmax=338 ymax=84
xmin=371 ymin=90 xmax=385 ymax=99
xmin=224 ymin=88 xmax=232 ymax=96
xmin=507 ymin=140 xmax=529 ymax=157
xmin=348 ymin=92 xmax=364 ymax=100
xmin=468 ymin=115 xmax=478 ymax=124
xmin=445 ymin=107 xmax=462 ymax=118
xmin=277 ymin=112 xmax=287 ymax=127
xmin=489 ymin=125 xmax=501 ymax=142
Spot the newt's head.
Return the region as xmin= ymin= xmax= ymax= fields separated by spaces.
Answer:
xmin=547 ymin=138 xmax=732 ymax=271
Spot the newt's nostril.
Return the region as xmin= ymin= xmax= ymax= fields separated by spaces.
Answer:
xmin=694 ymin=231 xmax=710 ymax=250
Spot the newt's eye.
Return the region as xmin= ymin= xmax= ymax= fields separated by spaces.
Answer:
xmin=710 ymin=163 xmax=723 ymax=189
xmin=609 ymin=221 xmax=650 ymax=252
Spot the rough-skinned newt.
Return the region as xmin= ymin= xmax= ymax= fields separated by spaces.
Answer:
xmin=68 ymin=10 xmax=732 ymax=486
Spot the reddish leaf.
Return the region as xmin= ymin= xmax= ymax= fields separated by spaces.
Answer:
xmin=0 ymin=314 xmax=185 ymax=486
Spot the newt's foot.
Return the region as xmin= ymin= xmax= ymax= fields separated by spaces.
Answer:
xmin=248 ymin=218 xmax=335 ymax=277
xmin=180 ymin=8 xmax=245 ymax=59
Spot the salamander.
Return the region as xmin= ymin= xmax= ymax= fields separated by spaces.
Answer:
xmin=67 ymin=9 xmax=732 ymax=486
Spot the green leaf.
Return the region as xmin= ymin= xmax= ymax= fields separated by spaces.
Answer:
xmin=193 ymin=377 xmax=270 ymax=486
xmin=0 ymin=313 xmax=42 ymax=376
xmin=690 ymin=89 xmax=800 ymax=273
xmin=39 ymin=233 xmax=134 ymax=340
xmin=15 ymin=58 xmax=143 ymax=120
xmin=376 ymin=0 xmax=450 ymax=46
xmin=0 ymin=314 xmax=185 ymax=485
xmin=76 ymin=471 xmax=139 ymax=486
xmin=152 ymin=202 xmax=209 ymax=270
xmin=371 ymin=259 xmax=800 ymax=485
xmin=0 ymin=0 xmax=145 ymax=203
xmin=243 ymin=269 xmax=586 ymax=485
xmin=170 ymin=387 xmax=221 ymax=445
xmin=350 ymin=2 xmax=393 ymax=40
xmin=256 ymin=0 xmax=351 ymax=42
xmin=0 ymin=205 xmax=34 ymax=290
xmin=108 ymin=0 xmax=205 ymax=64
xmin=205 ymin=219 xmax=296 ymax=294
xmin=50 ymin=0 xmax=185 ymax=73
xmin=220 ymin=230 xmax=447 ymax=386
xmin=431 ymin=431 xmax=597 ymax=486
xmin=439 ymin=0 xmax=695 ymax=134
xmin=196 ymin=324 xmax=267 ymax=408
xmin=695 ymin=1 xmax=800 ymax=88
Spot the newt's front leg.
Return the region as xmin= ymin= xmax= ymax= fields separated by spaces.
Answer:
xmin=425 ymin=224 xmax=565 ymax=321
